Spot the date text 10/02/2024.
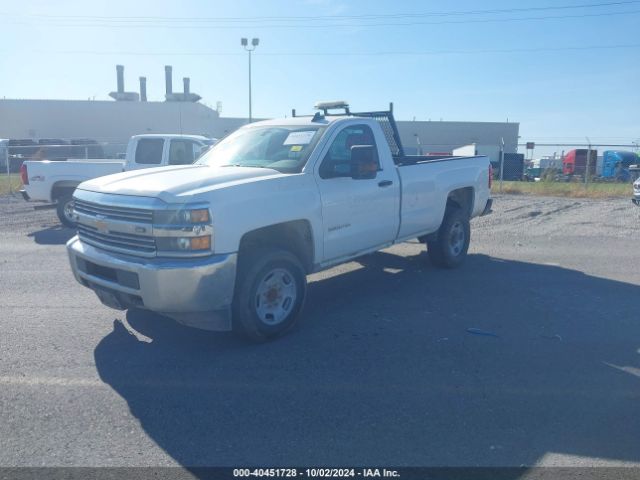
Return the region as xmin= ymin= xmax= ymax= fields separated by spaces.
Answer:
xmin=232 ymin=468 xmax=401 ymax=478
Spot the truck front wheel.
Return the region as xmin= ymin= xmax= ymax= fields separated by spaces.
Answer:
xmin=233 ymin=247 xmax=307 ymax=341
xmin=427 ymin=206 xmax=470 ymax=269
xmin=56 ymin=195 xmax=77 ymax=228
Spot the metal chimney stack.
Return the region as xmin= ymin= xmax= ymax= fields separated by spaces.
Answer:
xmin=165 ymin=65 xmax=173 ymax=96
xmin=116 ymin=65 xmax=125 ymax=93
xmin=139 ymin=76 xmax=147 ymax=102
xmin=165 ymin=68 xmax=201 ymax=102
xmin=109 ymin=64 xmax=139 ymax=101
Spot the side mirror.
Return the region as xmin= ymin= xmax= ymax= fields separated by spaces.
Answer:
xmin=350 ymin=145 xmax=378 ymax=180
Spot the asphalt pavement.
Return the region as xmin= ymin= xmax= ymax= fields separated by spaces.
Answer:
xmin=1 ymin=193 xmax=639 ymax=471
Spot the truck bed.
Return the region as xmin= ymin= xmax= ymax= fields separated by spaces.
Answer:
xmin=394 ymin=154 xmax=490 ymax=241
xmin=394 ymin=154 xmax=484 ymax=166
xmin=22 ymin=159 xmax=125 ymax=203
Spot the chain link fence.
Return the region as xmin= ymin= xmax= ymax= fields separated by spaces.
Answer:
xmin=519 ymin=144 xmax=639 ymax=185
xmin=3 ymin=137 xmax=638 ymax=196
xmin=492 ymin=143 xmax=639 ymax=192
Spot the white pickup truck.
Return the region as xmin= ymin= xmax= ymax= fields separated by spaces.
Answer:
xmin=66 ymin=103 xmax=492 ymax=341
xmin=20 ymin=134 xmax=215 ymax=227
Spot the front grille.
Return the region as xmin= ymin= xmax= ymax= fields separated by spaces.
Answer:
xmin=78 ymin=224 xmax=156 ymax=257
xmin=74 ymin=199 xmax=153 ymax=224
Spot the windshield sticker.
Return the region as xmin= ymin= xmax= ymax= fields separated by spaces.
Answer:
xmin=290 ymin=145 xmax=303 ymax=152
xmin=283 ymin=131 xmax=316 ymax=145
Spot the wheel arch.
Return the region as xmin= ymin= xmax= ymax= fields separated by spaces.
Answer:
xmin=419 ymin=187 xmax=474 ymax=244
xmin=238 ymin=220 xmax=315 ymax=274
xmin=51 ymin=181 xmax=80 ymax=202
xmin=446 ymin=186 xmax=474 ymax=217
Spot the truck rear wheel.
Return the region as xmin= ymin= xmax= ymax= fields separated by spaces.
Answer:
xmin=56 ymin=195 xmax=77 ymax=228
xmin=232 ymin=247 xmax=307 ymax=341
xmin=427 ymin=206 xmax=470 ymax=269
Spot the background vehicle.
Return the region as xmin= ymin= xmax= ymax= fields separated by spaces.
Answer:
xmin=562 ymin=149 xmax=598 ymax=178
xmin=66 ymin=102 xmax=492 ymax=341
xmin=633 ymin=173 xmax=640 ymax=205
xmin=525 ymin=157 xmax=563 ymax=181
xmin=21 ymin=134 xmax=215 ymax=226
xmin=600 ymin=150 xmax=638 ymax=181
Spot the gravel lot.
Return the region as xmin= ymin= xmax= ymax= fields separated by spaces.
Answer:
xmin=0 ymin=193 xmax=639 ymax=469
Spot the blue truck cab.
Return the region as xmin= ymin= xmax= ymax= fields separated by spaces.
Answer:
xmin=602 ymin=151 xmax=638 ymax=181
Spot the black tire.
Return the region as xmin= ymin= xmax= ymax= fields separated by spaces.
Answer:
xmin=56 ymin=195 xmax=77 ymax=228
xmin=232 ymin=247 xmax=307 ymax=341
xmin=427 ymin=206 xmax=470 ymax=269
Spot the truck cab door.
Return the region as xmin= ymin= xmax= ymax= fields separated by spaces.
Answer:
xmin=167 ymin=139 xmax=204 ymax=166
xmin=129 ymin=138 xmax=165 ymax=170
xmin=315 ymin=123 xmax=400 ymax=263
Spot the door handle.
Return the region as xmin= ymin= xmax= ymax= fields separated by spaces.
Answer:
xmin=378 ymin=180 xmax=393 ymax=187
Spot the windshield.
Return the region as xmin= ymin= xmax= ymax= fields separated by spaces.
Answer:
xmin=196 ymin=125 xmax=325 ymax=173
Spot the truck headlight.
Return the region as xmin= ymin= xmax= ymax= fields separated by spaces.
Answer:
xmin=156 ymin=236 xmax=211 ymax=252
xmin=154 ymin=205 xmax=213 ymax=256
xmin=154 ymin=208 xmax=210 ymax=225
xmin=188 ymin=209 xmax=210 ymax=223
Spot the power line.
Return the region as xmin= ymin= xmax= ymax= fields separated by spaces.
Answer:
xmin=19 ymin=43 xmax=640 ymax=57
xmin=3 ymin=7 xmax=640 ymax=29
xmin=4 ymin=0 xmax=639 ymax=23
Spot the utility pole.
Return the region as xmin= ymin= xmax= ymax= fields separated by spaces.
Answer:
xmin=499 ymin=137 xmax=505 ymax=193
xmin=0 ymin=140 xmax=10 ymax=196
xmin=241 ymin=37 xmax=259 ymax=123
xmin=585 ymin=136 xmax=591 ymax=185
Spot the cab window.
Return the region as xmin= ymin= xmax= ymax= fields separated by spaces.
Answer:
xmin=319 ymin=125 xmax=379 ymax=179
xmin=134 ymin=138 xmax=164 ymax=165
xmin=169 ymin=140 xmax=201 ymax=165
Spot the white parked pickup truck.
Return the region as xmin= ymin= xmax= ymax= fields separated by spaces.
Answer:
xmin=632 ymin=165 xmax=640 ymax=205
xmin=20 ymin=134 xmax=215 ymax=227
xmin=66 ymin=103 xmax=493 ymax=341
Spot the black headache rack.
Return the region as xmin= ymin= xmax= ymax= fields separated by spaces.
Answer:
xmin=292 ymin=102 xmax=406 ymax=158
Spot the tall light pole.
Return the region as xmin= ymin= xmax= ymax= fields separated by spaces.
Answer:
xmin=241 ymin=37 xmax=259 ymax=123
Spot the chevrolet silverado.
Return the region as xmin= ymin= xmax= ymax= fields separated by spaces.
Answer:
xmin=66 ymin=103 xmax=492 ymax=340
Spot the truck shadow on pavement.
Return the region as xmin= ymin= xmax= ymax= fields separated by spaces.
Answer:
xmin=27 ymin=225 xmax=75 ymax=245
xmin=94 ymin=252 xmax=640 ymax=474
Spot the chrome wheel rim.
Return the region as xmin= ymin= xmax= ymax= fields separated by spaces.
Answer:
xmin=449 ymin=221 xmax=465 ymax=257
xmin=63 ymin=200 xmax=75 ymax=222
xmin=255 ymin=268 xmax=297 ymax=325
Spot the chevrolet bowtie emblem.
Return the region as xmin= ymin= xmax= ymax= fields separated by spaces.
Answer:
xmin=95 ymin=215 xmax=108 ymax=233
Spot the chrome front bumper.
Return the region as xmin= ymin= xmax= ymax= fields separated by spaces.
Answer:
xmin=66 ymin=236 xmax=237 ymax=331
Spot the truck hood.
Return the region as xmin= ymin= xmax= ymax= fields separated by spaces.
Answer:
xmin=77 ymin=164 xmax=283 ymax=203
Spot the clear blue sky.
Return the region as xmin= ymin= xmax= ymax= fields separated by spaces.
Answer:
xmin=1 ymin=0 xmax=639 ymax=153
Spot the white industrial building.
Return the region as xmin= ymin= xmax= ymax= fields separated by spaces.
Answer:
xmin=395 ymin=120 xmax=519 ymax=160
xmin=0 ymin=98 xmax=237 ymax=143
xmin=0 ymin=98 xmax=519 ymax=162
xmin=0 ymin=65 xmax=519 ymax=162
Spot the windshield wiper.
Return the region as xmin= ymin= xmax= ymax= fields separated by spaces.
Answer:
xmin=221 ymin=163 xmax=269 ymax=168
